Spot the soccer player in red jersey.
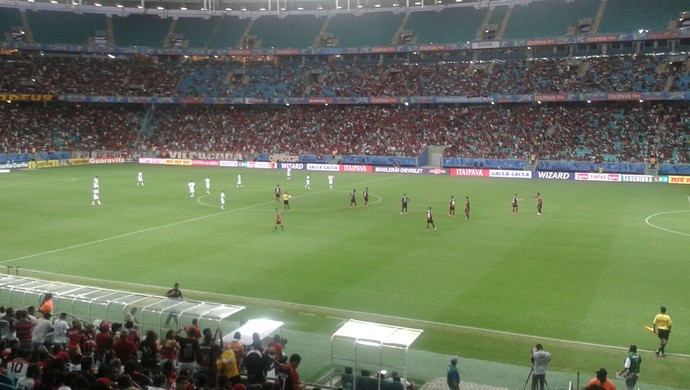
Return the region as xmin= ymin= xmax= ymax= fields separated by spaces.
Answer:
xmin=274 ymin=209 xmax=284 ymax=231
xmin=426 ymin=207 xmax=437 ymax=231
xmin=465 ymin=197 xmax=470 ymax=220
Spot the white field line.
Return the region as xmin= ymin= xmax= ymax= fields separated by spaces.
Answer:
xmin=0 ymin=178 xmax=77 ymax=189
xmin=12 ymin=174 xmax=682 ymax=357
xmin=10 ymin=268 xmax=690 ymax=359
xmin=0 ymin=174 xmax=397 ymax=264
xmin=644 ymin=210 xmax=690 ymax=238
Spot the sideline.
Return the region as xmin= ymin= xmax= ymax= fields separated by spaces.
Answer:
xmin=12 ymin=268 xmax=690 ymax=360
xmin=0 ymin=177 xmax=77 ymax=189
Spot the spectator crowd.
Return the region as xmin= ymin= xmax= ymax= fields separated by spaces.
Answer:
xmin=1 ymin=102 xmax=687 ymax=164
xmin=0 ymin=51 xmax=688 ymax=164
xmin=0 ymin=53 xmax=686 ymax=99
xmin=0 ymin=305 xmax=299 ymax=390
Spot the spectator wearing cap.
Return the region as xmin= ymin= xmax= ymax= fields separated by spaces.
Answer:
xmin=95 ymin=322 xmax=113 ymax=367
xmin=619 ymin=345 xmax=641 ymax=390
xmin=587 ymin=368 xmax=616 ymax=390
xmin=446 ymin=356 xmax=460 ymax=390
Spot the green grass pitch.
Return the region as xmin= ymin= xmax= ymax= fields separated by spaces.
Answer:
xmin=1 ymin=164 xmax=689 ymax=388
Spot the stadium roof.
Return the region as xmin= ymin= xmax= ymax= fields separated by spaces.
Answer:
xmin=5 ymin=0 xmax=527 ymax=18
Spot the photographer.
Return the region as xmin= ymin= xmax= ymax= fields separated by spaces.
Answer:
xmin=530 ymin=344 xmax=550 ymax=390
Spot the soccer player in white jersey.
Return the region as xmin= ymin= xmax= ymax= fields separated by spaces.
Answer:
xmin=93 ymin=176 xmax=99 ymax=190
xmin=236 ymin=174 xmax=243 ymax=189
xmin=137 ymin=171 xmax=144 ymax=187
xmin=220 ymin=191 xmax=226 ymax=210
xmin=188 ymin=180 xmax=196 ymax=198
xmin=286 ymin=166 xmax=292 ymax=181
xmin=205 ymin=176 xmax=211 ymax=194
xmin=328 ymin=174 xmax=334 ymax=190
xmin=92 ymin=189 xmax=102 ymax=206
xmin=305 ymin=174 xmax=311 ymax=190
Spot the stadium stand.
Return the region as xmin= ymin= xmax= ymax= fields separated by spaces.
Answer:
xmin=250 ymin=14 xmax=324 ymax=49
xmin=326 ymin=12 xmax=404 ymax=48
xmin=207 ymin=16 xmax=250 ymax=49
xmin=0 ymin=7 xmax=22 ymax=40
xmin=111 ymin=14 xmax=171 ymax=47
xmin=405 ymin=7 xmax=486 ymax=45
xmin=26 ymin=10 xmax=106 ymax=45
xmin=173 ymin=17 xmax=220 ymax=48
xmin=484 ymin=5 xmax=508 ymax=35
xmin=597 ymin=0 xmax=681 ymax=33
xmin=502 ymin=0 xmax=600 ymax=39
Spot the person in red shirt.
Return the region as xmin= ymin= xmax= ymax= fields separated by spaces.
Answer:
xmin=274 ymin=209 xmax=284 ymax=231
xmin=268 ymin=335 xmax=285 ymax=364
xmin=66 ymin=320 xmax=83 ymax=355
xmin=113 ymin=329 xmax=138 ymax=363
xmin=277 ymin=354 xmax=305 ymax=390
xmin=80 ymin=323 xmax=96 ymax=359
xmin=95 ymin=322 xmax=113 ymax=365
xmin=159 ymin=329 xmax=180 ymax=367
xmin=183 ymin=319 xmax=201 ymax=341
xmin=14 ymin=310 xmax=34 ymax=353
xmin=464 ymin=197 xmax=470 ymax=220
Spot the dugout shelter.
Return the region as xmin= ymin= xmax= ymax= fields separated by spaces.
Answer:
xmin=330 ymin=319 xmax=423 ymax=390
xmin=221 ymin=318 xmax=285 ymax=346
xmin=0 ymin=275 xmax=245 ymax=336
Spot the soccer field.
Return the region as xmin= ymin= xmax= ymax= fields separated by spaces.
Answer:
xmin=2 ymin=164 xmax=689 ymax=388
